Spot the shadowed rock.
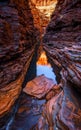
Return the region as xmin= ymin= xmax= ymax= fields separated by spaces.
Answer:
xmin=43 ymin=0 xmax=81 ymax=90
xmin=9 ymin=93 xmax=46 ymax=130
xmin=36 ymin=84 xmax=81 ymax=130
xmin=42 ymin=0 xmax=81 ymax=129
xmin=0 ymin=0 xmax=38 ymax=127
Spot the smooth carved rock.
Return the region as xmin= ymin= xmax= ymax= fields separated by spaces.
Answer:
xmin=9 ymin=93 xmax=46 ymax=130
xmin=43 ymin=0 xmax=81 ymax=89
xmin=46 ymin=84 xmax=61 ymax=100
xmin=42 ymin=0 xmax=81 ymax=129
xmin=0 ymin=0 xmax=37 ymax=121
xmin=36 ymin=84 xmax=81 ymax=130
xmin=23 ymin=75 xmax=56 ymax=99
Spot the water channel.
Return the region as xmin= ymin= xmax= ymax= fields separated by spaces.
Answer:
xmin=37 ymin=51 xmax=57 ymax=84
xmin=6 ymin=50 xmax=57 ymax=130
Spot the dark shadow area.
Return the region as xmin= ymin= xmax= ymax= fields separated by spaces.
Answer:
xmin=22 ymin=45 xmax=39 ymax=88
xmin=0 ymin=0 xmax=9 ymax=5
xmin=9 ymin=92 xmax=46 ymax=130
xmin=0 ymin=0 xmax=8 ymax=1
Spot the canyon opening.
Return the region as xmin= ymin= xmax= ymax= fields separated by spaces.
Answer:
xmin=0 ymin=0 xmax=81 ymax=130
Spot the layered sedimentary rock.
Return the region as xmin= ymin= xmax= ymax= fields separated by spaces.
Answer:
xmin=0 ymin=0 xmax=38 ymax=125
xmin=29 ymin=1 xmax=49 ymax=39
xmin=31 ymin=0 xmax=57 ymax=37
xmin=43 ymin=0 xmax=81 ymax=89
xmin=42 ymin=0 xmax=81 ymax=129
xmin=9 ymin=92 xmax=46 ymax=130
xmin=29 ymin=1 xmax=42 ymax=39
xmin=0 ymin=0 xmax=81 ymax=129
xmin=36 ymin=73 xmax=81 ymax=130
xmin=36 ymin=1 xmax=57 ymax=19
xmin=32 ymin=0 xmax=57 ymax=6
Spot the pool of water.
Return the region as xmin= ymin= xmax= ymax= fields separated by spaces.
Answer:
xmin=37 ymin=64 xmax=57 ymax=84
xmin=9 ymin=93 xmax=46 ymax=130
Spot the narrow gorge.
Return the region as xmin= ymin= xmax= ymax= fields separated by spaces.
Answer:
xmin=0 ymin=0 xmax=81 ymax=130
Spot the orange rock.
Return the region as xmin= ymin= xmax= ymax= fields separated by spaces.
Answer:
xmin=0 ymin=0 xmax=38 ymax=122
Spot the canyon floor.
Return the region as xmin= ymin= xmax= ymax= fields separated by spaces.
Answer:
xmin=0 ymin=0 xmax=81 ymax=130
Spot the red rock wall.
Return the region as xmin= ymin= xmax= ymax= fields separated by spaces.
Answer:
xmin=0 ymin=0 xmax=38 ymax=118
xmin=29 ymin=1 xmax=42 ymax=39
xmin=43 ymin=0 xmax=81 ymax=88
xmin=29 ymin=1 xmax=50 ymax=39
xmin=42 ymin=0 xmax=81 ymax=129
xmin=32 ymin=0 xmax=57 ymax=6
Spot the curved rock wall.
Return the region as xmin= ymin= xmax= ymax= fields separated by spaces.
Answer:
xmin=0 ymin=0 xmax=38 ymax=121
xmin=43 ymin=0 xmax=81 ymax=88
xmin=31 ymin=0 xmax=57 ymax=36
xmin=29 ymin=1 xmax=42 ymax=39
xmin=42 ymin=0 xmax=81 ymax=129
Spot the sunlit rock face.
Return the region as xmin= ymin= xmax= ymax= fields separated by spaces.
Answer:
xmin=42 ymin=0 xmax=81 ymax=129
xmin=29 ymin=1 xmax=42 ymax=39
xmin=37 ymin=51 xmax=50 ymax=66
xmin=31 ymin=0 xmax=57 ymax=36
xmin=32 ymin=0 xmax=56 ymax=6
xmin=0 ymin=0 xmax=38 ymax=126
xmin=36 ymin=0 xmax=57 ymax=18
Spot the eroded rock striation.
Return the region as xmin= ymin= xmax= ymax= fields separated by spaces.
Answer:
xmin=41 ymin=0 xmax=81 ymax=129
xmin=0 ymin=0 xmax=38 ymax=126
xmin=29 ymin=1 xmax=42 ymax=39
xmin=31 ymin=0 xmax=57 ymax=38
xmin=43 ymin=0 xmax=81 ymax=87
xmin=0 ymin=0 xmax=81 ymax=129
xmin=32 ymin=0 xmax=57 ymax=6
xmin=29 ymin=0 xmax=50 ymax=39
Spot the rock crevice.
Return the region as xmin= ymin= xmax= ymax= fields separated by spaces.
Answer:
xmin=42 ymin=0 xmax=81 ymax=129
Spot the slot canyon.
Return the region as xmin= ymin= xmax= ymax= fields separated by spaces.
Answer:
xmin=0 ymin=0 xmax=81 ymax=130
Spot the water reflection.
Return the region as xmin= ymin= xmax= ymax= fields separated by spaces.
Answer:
xmin=37 ymin=51 xmax=57 ymax=84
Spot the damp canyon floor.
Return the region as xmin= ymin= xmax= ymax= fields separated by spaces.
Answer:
xmin=7 ymin=56 xmax=57 ymax=130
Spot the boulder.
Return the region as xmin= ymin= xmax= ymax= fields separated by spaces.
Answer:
xmin=23 ymin=75 xmax=56 ymax=99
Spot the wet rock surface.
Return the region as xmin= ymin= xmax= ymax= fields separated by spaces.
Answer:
xmin=0 ymin=0 xmax=81 ymax=130
xmin=0 ymin=0 xmax=38 ymax=127
xmin=42 ymin=0 xmax=81 ymax=129
xmin=9 ymin=76 xmax=61 ymax=130
xmin=36 ymin=86 xmax=81 ymax=130
xmin=9 ymin=92 xmax=46 ymax=130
